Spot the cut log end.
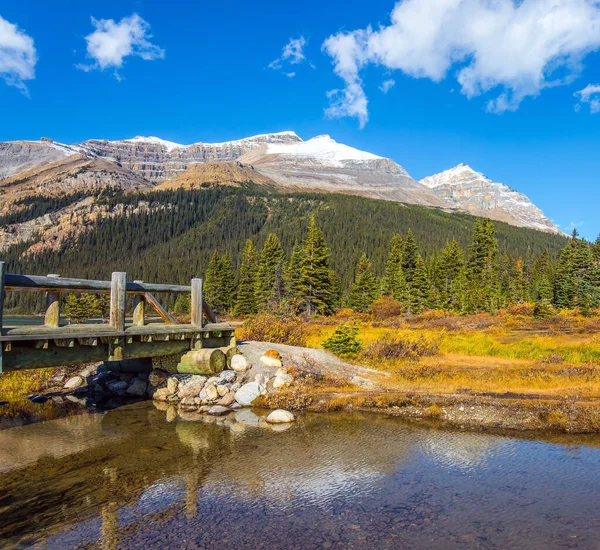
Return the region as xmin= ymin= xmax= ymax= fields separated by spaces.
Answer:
xmin=176 ymin=348 xmax=227 ymax=375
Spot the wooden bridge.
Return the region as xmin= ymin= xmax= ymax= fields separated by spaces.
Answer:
xmin=0 ymin=262 xmax=236 ymax=373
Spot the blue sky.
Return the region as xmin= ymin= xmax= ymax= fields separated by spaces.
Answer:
xmin=1 ymin=0 xmax=599 ymax=239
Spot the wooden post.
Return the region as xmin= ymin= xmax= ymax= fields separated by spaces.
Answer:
xmin=110 ymin=272 xmax=126 ymax=331
xmin=44 ymin=274 xmax=61 ymax=328
xmin=0 ymin=262 xmax=5 ymax=374
xmin=132 ymin=280 xmax=145 ymax=326
xmin=190 ymin=278 xmax=203 ymax=327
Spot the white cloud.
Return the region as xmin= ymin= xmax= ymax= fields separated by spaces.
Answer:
xmin=285 ymin=72 xmax=296 ymax=78
xmin=78 ymin=13 xmax=164 ymax=76
xmin=269 ymin=36 xmax=308 ymax=72
xmin=322 ymin=0 xmax=600 ymax=126
xmin=574 ymin=83 xmax=600 ymax=113
xmin=379 ymin=78 xmax=395 ymax=93
xmin=0 ymin=15 xmax=36 ymax=94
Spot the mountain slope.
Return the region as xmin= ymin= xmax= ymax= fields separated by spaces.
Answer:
xmin=155 ymin=161 xmax=278 ymax=190
xmin=420 ymin=164 xmax=562 ymax=234
xmin=237 ymin=134 xmax=445 ymax=206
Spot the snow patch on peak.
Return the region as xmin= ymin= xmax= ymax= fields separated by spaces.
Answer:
xmin=264 ymin=134 xmax=383 ymax=167
xmin=420 ymin=163 xmax=491 ymax=188
xmin=123 ymin=136 xmax=184 ymax=152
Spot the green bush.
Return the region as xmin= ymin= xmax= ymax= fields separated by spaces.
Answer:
xmin=321 ymin=323 xmax=363 ymax=356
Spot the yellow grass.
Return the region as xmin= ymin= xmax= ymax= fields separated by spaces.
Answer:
xmin=0 ymin=368 xmax=56 ymax=401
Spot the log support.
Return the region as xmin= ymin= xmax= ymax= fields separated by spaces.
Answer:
xmin=44 ymin=274 xmax=61 ymax=328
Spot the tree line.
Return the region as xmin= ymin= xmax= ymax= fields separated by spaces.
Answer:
xmin=195 ymin=217 xmax=600 ymax=317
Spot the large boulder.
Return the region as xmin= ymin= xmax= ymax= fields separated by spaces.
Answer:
xmin=260 ymin=350 xmax=283 ymax=369
xmin=235 ymin=382 xmax=267 ymax=406
xmin=126 ymin=378 xmax=148 ymax=397
xmin=177 ymin=375 xmax=207 ymax=398
xmin=266 ymin=409 xmax=295 ymax=424
xmin=230 ymin=354 xmax=249 ymax=373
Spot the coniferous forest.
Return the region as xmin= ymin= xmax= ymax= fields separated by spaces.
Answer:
xmin=3 ymin=186 xmax=593 ymax=316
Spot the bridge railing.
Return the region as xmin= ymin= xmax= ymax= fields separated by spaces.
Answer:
xmin=0 ymin=262 xmax=219 ymax=333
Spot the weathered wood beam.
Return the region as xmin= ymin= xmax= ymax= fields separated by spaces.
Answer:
xmin=203 ymin=300 xmax=219 ymax=324
xmin=191 ymin=278 xmax=203 ymax=327
xmin=44 ymin=274 xmax=61 ymax=328
xmin=110 ymin=272 xmax=127 ymax=331
xmin=4 ymin=273 xmax=191 ymax=294
xmin=132 ymin=280 xmax=145 ymax=326
xmin=144 ymin=292 xmax=176 ymax=325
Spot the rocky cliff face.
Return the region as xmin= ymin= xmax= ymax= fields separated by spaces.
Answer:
xmin=0 ymin=140 xmax=70 ymax=180
xmin=237 ymin=135 xmax=446 ymax=207
xmin=420 ymin=164 xmax=562 ymax=234
xmin=78 ymin=132 xmax=302 ymax=182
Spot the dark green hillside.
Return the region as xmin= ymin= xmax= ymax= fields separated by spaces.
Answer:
xmin=3 ymin=187 xmax=567 ymax=310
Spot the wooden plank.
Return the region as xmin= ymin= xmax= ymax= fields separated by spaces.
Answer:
xmin=132 ymin=280 xmax=145 ymax=326
xmin=144 ymin=292 xmax=176 ymax=325
xmin=5 ymin=273 xmax=191 ymax=294
xmin=110 ymin=272 xmax=127 ymax=331
xmin=0 ymin=262 xmax=4 ymax=374
xmin=44 ymin=274 xmax=61 ymax=328
xmin=190 ymin=278 xmax=203 ymax=327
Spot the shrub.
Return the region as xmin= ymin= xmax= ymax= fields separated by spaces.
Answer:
xmin=237 ymin=313 xmax=309 ymax=347
xmin=321 ymin=323 xmax=363 ymax=356
xmin=369 ymin=296 xmax=403 ymax=320
xmin=363 ymin=333 xmax=441 ymax=361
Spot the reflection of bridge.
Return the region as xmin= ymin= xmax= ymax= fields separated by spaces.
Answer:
xmin=0 ymin=262 xmax=235 ymax=373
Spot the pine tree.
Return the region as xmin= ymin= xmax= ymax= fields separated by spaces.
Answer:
xmin=402 ymin=230 xmax=419 ymax=283
xmin=217 ymin=253 xmax=236 ymax=313
xmin=298 ymin=216 xmax=333 ymax=315
xmin=285 ymin=240 xmax=304 ymax=303
xmin=466 ymin=218 xmax=499 ymax=313
xmin=435 ymin=240 xmax=465 ymax=311
xmin=174 ymin=293 xmax=191 ymax=315
xmin=409 ymin=256 xmax=431 ymax=314
xmin=256 ymin=233 xmax=285 ymax=310
xmin=381 ymin=234 xmax=408 ymax=305
xmin=234 ymin=239 xmax=259 ymax=315
xmin=348 ymin=254 xmax=379 ymax=312
xmin=63 ymin=293 xmax=102 ymax=324
xmin=510 ymin=257 xmax=529 ymax=304
xmin=204 ymin=251 xmax=222 ymax=311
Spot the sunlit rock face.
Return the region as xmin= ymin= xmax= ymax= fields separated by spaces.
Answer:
xmin=78 ymin=132 xmax=303 ymax=182
xmin=421 ymin=163 xmax=562 ymax=234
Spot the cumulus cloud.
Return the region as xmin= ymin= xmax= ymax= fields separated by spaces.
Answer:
xmin=379 ymin=79 xmax=395 ymax=94
xmin=322 ymin=0 xmax=600 ymax=126
xmin=0 ymin=15 xmax=36 ymax=94
xmin=574 ymin=83 xmax=600 ymax=113
xmin=269 ymin=36 xmax=308 ymax=73
xmin=78 ymin=13 xmax=164 ymax=76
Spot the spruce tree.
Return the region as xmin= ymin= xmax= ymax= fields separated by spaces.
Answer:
xmin=435 ymin=240 xmax=465 ymax=311
xmin=402 ymin=230 xmax=419 ymax=283
xmin=466 ymin=218 xmax=500 ymax=313
xmin=381 ymin=234 xmax=408 ymax=305
xmin=256 ymin=233 xmax=285 ymax=310
xmin=298 ymin=215 xmax=333 ymax=315
xmin=348 ymin=254 xmax=379 ymax=312
xmin=217 ymin=253 xmax=236 ymax=313
xmin=234 ymin=239 xmax=259 ymax=315
xmin=285 ymin=240 xmax=304 ymax=302
xmin=409 ymin=256 xmax=431 ymax=314
xmin=204 ymin=251 xmax=222 ymax=311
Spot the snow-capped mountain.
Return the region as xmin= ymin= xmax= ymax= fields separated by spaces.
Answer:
xmin=0 ymin=133 xmax=562 ymax=234
xmin=420 ymin=163 xmax=562 ymax=234
xmin=238 ymin=134 xmax=444 ymax=206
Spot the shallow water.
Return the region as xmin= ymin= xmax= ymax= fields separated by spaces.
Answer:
xmin=1 ymin=403 xmax=600 ymax=549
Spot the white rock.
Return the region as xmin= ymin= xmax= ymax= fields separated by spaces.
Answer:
xmin=79 ymin=365 xmax=97 ymax=378
xmin=260 ymin=355 xmax=283 ymax=369
xmin=217 ymin=384 xmax=229 ymax=397
xmin=230 ymin=354 xmax=249 ymax=373
xmin=266 ymin=409 xmax=295 ymax=424
xmin=234 ymin=382 xmax=266 ymax=406
xmin=126 ymin=378 xmax=148 ymax=397
xmin=254 ymin=373 xmax=271 ymax=386
xmin=205 ymin=384 xmax=218 ymax=402
xmin=273 ymin=373 xmax=293 ymax=389
xmin=64 ymin=376 xmax=84 ymax=390
xmin=167 ymin=377 xmax=179 ymax=394
xmin=177 ymin=375 xmax=207 ymax=398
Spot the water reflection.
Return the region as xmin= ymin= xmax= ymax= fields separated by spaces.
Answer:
xmin=0 ymin=402 xmax=599 ymax=549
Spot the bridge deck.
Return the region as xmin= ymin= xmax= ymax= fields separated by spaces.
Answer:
xmin=0 ymin=322 xmax=234 ymax=342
